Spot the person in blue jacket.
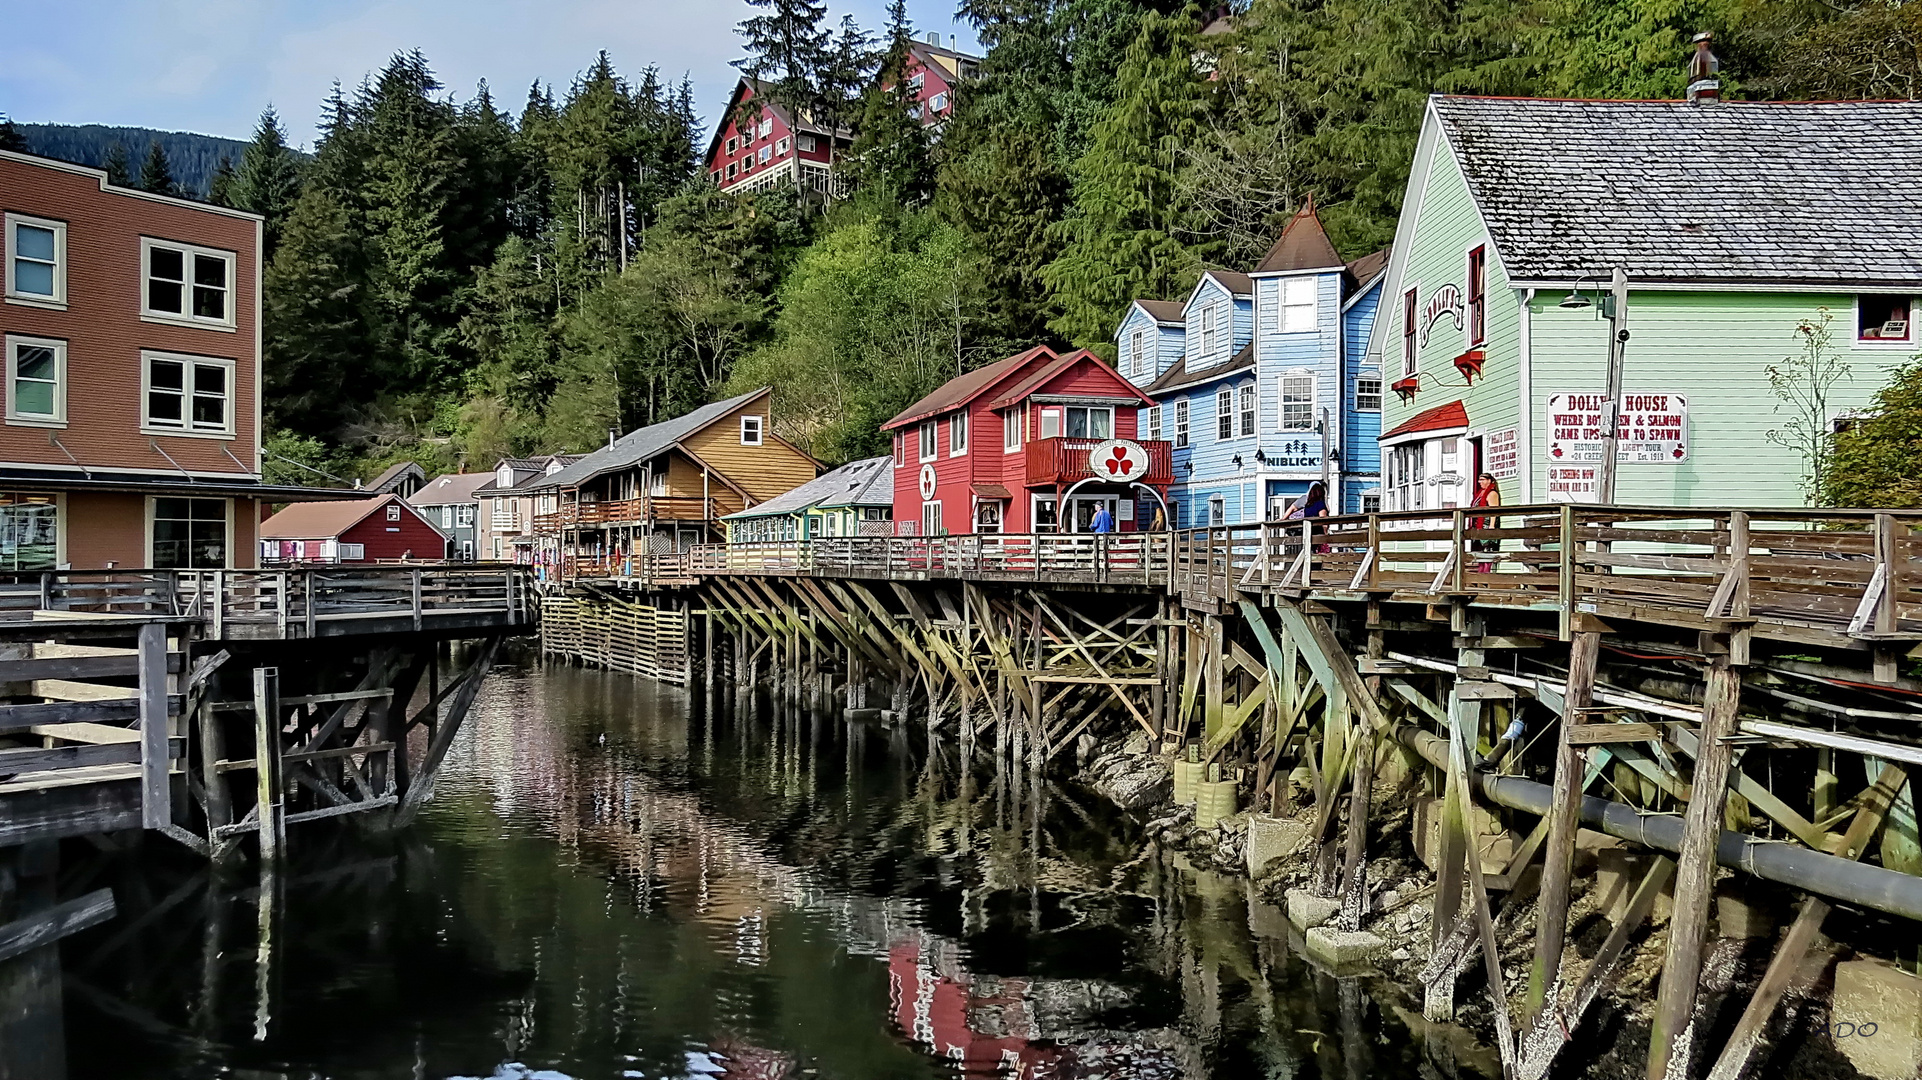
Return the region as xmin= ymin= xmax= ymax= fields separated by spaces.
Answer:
xmin=1090 ymin=505 xmax=1115 ymax=533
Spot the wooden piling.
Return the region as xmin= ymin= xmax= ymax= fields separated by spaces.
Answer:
xmin=252 ymin=667 xmax=285 ymax=863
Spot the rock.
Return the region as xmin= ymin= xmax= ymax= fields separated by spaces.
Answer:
xmin=1083 ymin=752 xmax=1172 ymax=810
xmin=1833 ymin=959 xmax=1922 ymax=1080
xmin=1390 ymin=947 xmax=1412 ymax=961
xmin=1304 ymin=926 xmax=1387 ymax=967
xmin=1122 ymin=731 xmax=1150 ymax=756
xmin=1246 ymin=814 xmax=1309 ymax=878
xmin=1286 ymin=888 xmax=1341 ymax=931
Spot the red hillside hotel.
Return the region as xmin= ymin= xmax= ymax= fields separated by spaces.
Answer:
xmin=882 ymin=346 xmax=1171 ymax=535
xmin=0 ymin=147 xmax=348 ymax=570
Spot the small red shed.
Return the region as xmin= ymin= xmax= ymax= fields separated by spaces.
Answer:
xmin=258 ymin=494 xmax=448 ymax=564
xmin=881 ymin=346 xmax=1172 ymax=535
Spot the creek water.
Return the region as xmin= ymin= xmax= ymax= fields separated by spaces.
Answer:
xmin=61 ymin=653 xmax=1491 ymax=1079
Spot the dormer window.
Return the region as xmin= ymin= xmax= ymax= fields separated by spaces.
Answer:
xmin=1200 ymin=303 xmax=1219 ymax=357
xmin=1857 ymin=296 xmax=1912 ymax=344
xmin=1130 ymin=329 xmax=1147 ymax=377
xmin=1280 ymin=277 xmax=1317 ymax=333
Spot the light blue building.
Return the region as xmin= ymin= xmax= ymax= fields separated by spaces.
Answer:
xmin=1116 ymin=203 xmax=1389 ymax=524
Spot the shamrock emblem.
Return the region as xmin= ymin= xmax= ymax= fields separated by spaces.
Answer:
xmin=1104 ymin=447 xmax=1134 ymax=476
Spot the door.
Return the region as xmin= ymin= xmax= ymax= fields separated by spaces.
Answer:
xmin=1069 ymin=496 xmax=1118 ymax=532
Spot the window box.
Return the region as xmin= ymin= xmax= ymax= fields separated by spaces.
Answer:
xmin=141 ymin=238 xmax=236 ymax=330
xmin=4 ymin=335 xmax=66 ymax=427
xmin=1453 ymin=348 xmax=1486 ymax=384
xmin=1390 ymin=374 xmax=1421 ymax=403
xmin=5 ymin=214 xmax=67 ymax=309
xmin=141 ymin=351 xmax=235 ymax=438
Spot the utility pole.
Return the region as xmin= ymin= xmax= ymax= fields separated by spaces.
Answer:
xmin=1318 ymin=407 xmax=1333 ymax=501
xmin=1595 ymin=267 xmax=1631 ymax=503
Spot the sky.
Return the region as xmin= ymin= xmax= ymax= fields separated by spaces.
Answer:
xmin=2 ymin=0 xmax=982 ymax=149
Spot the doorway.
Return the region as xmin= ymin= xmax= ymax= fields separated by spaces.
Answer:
xmin=1067 ymin=496 xmax=1118 ymax=532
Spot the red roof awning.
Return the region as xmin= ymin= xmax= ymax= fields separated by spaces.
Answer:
xmin=971 ymin=483 xmax=1012 ymax=500
xmin=1380 ymin=399 xmax=1469 ymax=442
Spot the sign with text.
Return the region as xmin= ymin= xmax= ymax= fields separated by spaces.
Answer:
xmin=1484 ymin=427 xmax=1521 ymax=481
xmin=1421 ymin=284 xmax=1464 ymax=348
xmin=1089 ymin=439 xmax=1150 ymax=483
xmin=1545 ymin=391 xmax=1689 ymax=501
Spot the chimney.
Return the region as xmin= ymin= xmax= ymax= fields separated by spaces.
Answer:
xmin=926 ymin=31 xmax=940 ymax=46
xmin=607 ymin=428 xmax=617 ymax=448
xmin=1687 ymin=32 xmax=1720 ymax=104
xmin=949 ymin=34 xmax=957 ymax=50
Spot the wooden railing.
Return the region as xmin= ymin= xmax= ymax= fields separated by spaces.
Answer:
xmin=176 ymin=566 xmax=533 ymax=639
xmin=1171 ymin=504 xmax=1922 ymax=643
xmin=1025 ymin=436 xmax=1175 ymax=487
xmin=533 ymin=495 xmax=717 ymax=531
xmin=684 ymin=533 xmax=1172 ymax=584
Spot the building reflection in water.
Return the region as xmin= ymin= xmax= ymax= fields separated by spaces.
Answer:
xmin=56 ymin=657 xmax=1487 ymax=1080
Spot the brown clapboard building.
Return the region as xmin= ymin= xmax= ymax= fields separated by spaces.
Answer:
xmin=0 ymin=148 xmax=340 ymax=571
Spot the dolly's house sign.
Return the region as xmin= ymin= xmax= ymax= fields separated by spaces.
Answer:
xmin=1545 ymin=392 xmax=1689 ymax=501
xmin=1420 ymin=284 xmax=1464 ymax=348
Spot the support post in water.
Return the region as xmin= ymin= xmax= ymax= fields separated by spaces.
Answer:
xmin=1529 ymin=629 xmax=1600 ymax=1022
xmin=252 ymin=667 xmax=285 ymax=863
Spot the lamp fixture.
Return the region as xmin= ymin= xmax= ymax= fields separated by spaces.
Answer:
xmin=1232 ymin=454 xmax=1244 ymax=469
xmin=1254 ymin=450 xmax=1270 ymax=467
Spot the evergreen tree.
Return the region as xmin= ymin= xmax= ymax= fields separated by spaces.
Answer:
xmin=844 ymin=0 xmax=934 ymax=205
xmin=736 ymin=0 xmax=832 ymax=198
xmin=263 ymin=186 xmax=368 ymax=437
xmin=208 ymin=156 xmax=238 ymax=206
xmin=103 ymin=141 xmax=133 ymax=186
xmin=138 ymin=140 xmax=179 ymax=196
xmin=1042 ymin=10 xmax=1206 ymax=350
xmin=0 ymin=116 xmax=26 ymax=153
xmin=227 ymin=107 xmax=305 ymax=257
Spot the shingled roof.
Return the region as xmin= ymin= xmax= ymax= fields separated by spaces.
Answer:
xmin=1255 ymin=200 xmax=1345 ymax=274
xmin=724 ymin=456 xmax=892 ymax=520
xmin=524 ymin=388 xmax=772 ymax=491
xmin=1432 ymin=96 xmax=1922 ymax=289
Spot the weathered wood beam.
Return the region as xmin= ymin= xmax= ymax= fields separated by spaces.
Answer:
xmin=1528 ymin=629 xmax=1599 ymax=1022
xmin=0 ymin=887 xmax=115 ymax=965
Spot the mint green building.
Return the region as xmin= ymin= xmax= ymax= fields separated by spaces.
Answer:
xmin=723 ymin=456 xmax=893 ymax=543
xmin=1367 ymin=96 xmax=1922 ymax=510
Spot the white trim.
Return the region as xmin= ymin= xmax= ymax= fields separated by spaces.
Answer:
xmin=1215 ymin=386 xmax=1235 ymax=442
xmin=1379 ymin=423 xmax=1468 ymax=449
xmin=139 ymin=237 xmax=238 ymax=330
xmin=1512 ymin=278 xmax=1922 ymax=294
xmin=1354 ymin=370 xmax=1383 ymax=413
xmin=1365 ymin=98 xmax=1442 ymax=370
xmin=917 ymin=419 xmax=937 ymax=462
xmin=1001 ymin=408 xmax=1021 ymax=453
xmin=1278 ymin=274 xmax=1318 ymax=334
xmin=1518 ymin=288 xmax=1535 ymax=503
xmin=4 ymin=213 xmax=68 ymax=308
xmin=140 ymin=349 xmax=237 ymax=439
xmin=0 ymin=149 xmax=264 ymax=221
xmin=739 ymin=414 xmax=765 ymax=445
xmin=145 ymin=493 xmax=235 ymax=570
xmin=4 ymin=334 xmax=68 ymax=428
xmin=1278 ymin=372 xmax=1317 ymax=432
xmin=1850 ymin=294 xmax=1918 ymax=349
xmin=1237 ymin=380 xmax=1258 ymax=438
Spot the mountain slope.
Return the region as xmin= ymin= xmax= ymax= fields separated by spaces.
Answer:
xmin=15 ymin=123 xmax=252 ymax=199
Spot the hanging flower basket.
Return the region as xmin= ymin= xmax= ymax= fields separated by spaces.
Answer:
xmin=1453 ymin=349 xmax=1486 ymax=384
xmin=1390 ymin=375 xmax=1422 ymax=404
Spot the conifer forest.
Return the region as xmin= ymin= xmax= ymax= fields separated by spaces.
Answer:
xmin=153 ymin=0 xmax=1917 ymax=484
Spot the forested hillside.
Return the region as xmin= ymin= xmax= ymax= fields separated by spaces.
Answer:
xmin=12 ymin=123 xmax=251 ymax=198
xmin=194 ymin=0 xmax=1915 ymax=485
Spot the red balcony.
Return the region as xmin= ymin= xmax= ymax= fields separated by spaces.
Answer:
xmin=1025 ymin=437 xmax=1174 ymax=488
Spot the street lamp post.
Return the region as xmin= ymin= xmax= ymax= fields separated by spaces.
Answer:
xmin=1560 ymin=267 xmax=1632 ymax=503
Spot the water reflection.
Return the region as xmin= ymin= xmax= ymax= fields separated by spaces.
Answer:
xmin=60 ymin=656 xmax=1488 ymax=1080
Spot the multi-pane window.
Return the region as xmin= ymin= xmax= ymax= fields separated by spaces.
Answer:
xmin=1387 ymin=443 xmax=1425 ymax=512
xmin=918 ymin=419 xmax=936 ymax=461
xmin=1239 ymin=383 xmax=1257 ymax=437
xmin=740 ymin=415 xmax=764 ymax=445
xmin=1216 ymin=388 xmax=1234 ymax=440
xmin=4 ymin=335 xmax=64 ymax=425
xmin=151 ymin=497 xmax=227 ymax=569
xmin=1130 ymin=329 xmax=1147 ymax=377
xmin=143 ymin=352 xmax=233 ymax=435
xmin=1145 ymin=406 xmax=1161 ymax=442
xmin=1200 ymin=302 xmax=1219 ymax=358
xmin=1280 ymin=276 xmax=1317 ymax=333
xmin=921 ymin=501 xmax=942 ymax=536
xmin=776 ymin=137 xmax=790 ymax=156
xmin=1280 ymin=375 xmax=1315 ymax=430
xmin=727 ymin=136 xmax=739 ymax=155
xmin=1173 ymin=399 xmax=1190 ymax=448
xmin=759 ymin=145 xmax=772 ymax=163
xmin=1467 ymin=246 xmax=1487 ymax=344
xmin=5 ymin=214 xmax=65 ymax=304
xmin=798 ymin=135 xmax=816 ymax=153
xmin=950 ymin=410 xmax=968 ymax=454
xmin=143 ymin=240 xmax=234 ymax=326
xmin=1361 ymin=493 xmax=1382 ymax=514
xmin=757 ymin=118 xmax=774 ymax=139
xmin=1063 ymin=406 xmax=1111 ymax=439
xmin=0 ymin=494 xmax=58 ymax=570
xmin=1003 ymin=409 xmax=1021 ymax=451
xmin=1356 ymin=374 xmax=1383 ymax=412
xmin=1402 ymin=288 xmax=1418 ymax=374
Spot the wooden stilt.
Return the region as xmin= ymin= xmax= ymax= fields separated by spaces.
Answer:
xmin=252 ymin=667 xmax=284 ymax=863
xmin=1528 ymin=628 xmax=1600 ymax=1022
xmin=1647 ymin=647 xmax=1742 ymax=1080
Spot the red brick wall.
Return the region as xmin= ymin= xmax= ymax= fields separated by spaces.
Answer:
xmin=61 ymin=491 xmax=260 ymax=569
xmin=0 ymin=153 xmax=261 ymax=479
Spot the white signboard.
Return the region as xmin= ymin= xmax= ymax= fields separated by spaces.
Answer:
xmin=1485 ymin=427 xmax=1521 ymax=481
xmin=918 ymin=463 xmax=937 ymax=500
xmin=1089 ymin=439 xmax=1150 ymax=483
xmin=1545 ymin=392 xmax=1689 ymax=502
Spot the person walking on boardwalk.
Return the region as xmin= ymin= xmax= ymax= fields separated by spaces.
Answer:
xmin=1470 ymin=472 xmax=1501 ymax=572
xmin=1090 ymin=504 xmax=1115 ymax=533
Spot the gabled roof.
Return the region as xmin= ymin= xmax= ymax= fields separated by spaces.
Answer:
xmin=987 ymin=349 xmax=1154 ymax=411
xmin=1255 ymin=199 xmax=1346 ymax=275
xmin=1198 ymin=270 xmax=1254 ymax=297
xmin=705 ymin=77 xmax=853 ymax=166
xmin=526 ymin=388 xmax=776 ymax=491
xmin=260 ymin=495 xmax=441 ymax=541
xmin=1431 ymin=95 xmax=1922 ymax=289
xmin=409 ymin=472 xmax=496 ymax=506
xmin=1130 ymin=299 xmax=1185 ymax=326
xmin=882 ymin=347 xmax=1050 ymax=431
xmin=1347 ymin=247 xmax=1392 ymax=288
xmin=723 ymin=457 xmax=892 ymax=520
xmin=365 ymin=461 xmax=425 ymax=495
xmin=477 ymin=454 xmax=581 ymax=494
xmin=907 ymin=38 xmax=984 ymax=68
xmin=1381 ymin=400 xmax=1469 ymax=442
xmin=1144 ymin=342 xmax=1256 ymax=397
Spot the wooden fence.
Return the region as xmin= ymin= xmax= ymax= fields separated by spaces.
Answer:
xmin=540 ymin=593 xmax=689 ymax=683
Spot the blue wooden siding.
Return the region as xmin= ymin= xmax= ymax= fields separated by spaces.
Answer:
xmin=1341 ymin=277 xmax=1385 ymax=510
xmin=1115 ymin=305 xmax=1184 ymax=389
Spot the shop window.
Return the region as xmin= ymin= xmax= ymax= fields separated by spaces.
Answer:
xmin=152 ymin=497 xmax=228 ymax=569
xmin=0 ymin=494 xmax=57 ymax=570
xmin=1858 ymin=296 xmax=1912 ymax=343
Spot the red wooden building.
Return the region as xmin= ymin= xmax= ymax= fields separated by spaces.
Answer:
xmin=881 ymin=346 xmax=1171 ymax=536
xmin=257 ymin=494 xmax=446 ymax=564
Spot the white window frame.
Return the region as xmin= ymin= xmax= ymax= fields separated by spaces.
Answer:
xmin=1002 ymin=409 xmax=1022 ymax=453
xmin=921 ymin=500 xmax=942 ymax=536
xmin=757 ymin=118 xmax=774 ymax=139
xmin=798 ymin=134 xmax=816 ymax=153
xmin=1063 ymin=405 xmax=1112 ymax=440
xmin=1280 ymin=374 xmax=1316 ymax=432
xmin=740 ymin=415 xmax=764 ymax=445
xmin=727 ymin=136 xmax=739 ymax=155
xmin=930 ymin=92 xmax=949 ymax=113
xmin=1853 ymin=295 xmax=1916 ymax=348
xmin=5 ymin=213 xmax=67 ymax=309
xmin=1238 ymin=382 xmax=1257 ymax=437
xmin=918 ymin=419 xmax=937 ymax=462
xmin=140 ymin=237 xmax=237 ymax=330
xmin=4 ymin=334 xmax=67 ymax=428
xmin=1280 ymin=276 xmax=1317 ymax=333
xmin=908 ymin=72 xmax=926 ymax=92
xmin=457 ymin=504 xmax=475 ymax=528
xmin=1200 ymin=301 xmax=1219 ymax=358
xmin=1356 ymin=372 xmax=1383 ymax=412
xmin=1145 ymin=405 xmax=1161 ymax=442
xmin=1173 ymin=399 xmax=1190 ymax=449
xmin=140 ymin=350 xmax=236 ymax=439
xmin=950 ymin=411 xmax=968 ymax=456
xmin=1216 ymin=387 xmax=1234 ymax=441
xmin=776 ymin=136 xmax=790 ymax=156
xmin=386 ymin=504 xmax=402 ymax=522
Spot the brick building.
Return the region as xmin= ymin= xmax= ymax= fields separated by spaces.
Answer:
xmin=0 ymin=148 xmax=345 ymax=570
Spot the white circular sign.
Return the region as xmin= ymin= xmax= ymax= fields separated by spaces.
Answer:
xmin=1088 ymin=439 xmax=1150 ymax=484
xmin=918 ymin=463 xmax=937 ymax=500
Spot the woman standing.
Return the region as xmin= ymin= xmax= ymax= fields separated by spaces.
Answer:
xmin=1470 ymin=472 xmax=1501 ymax=572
